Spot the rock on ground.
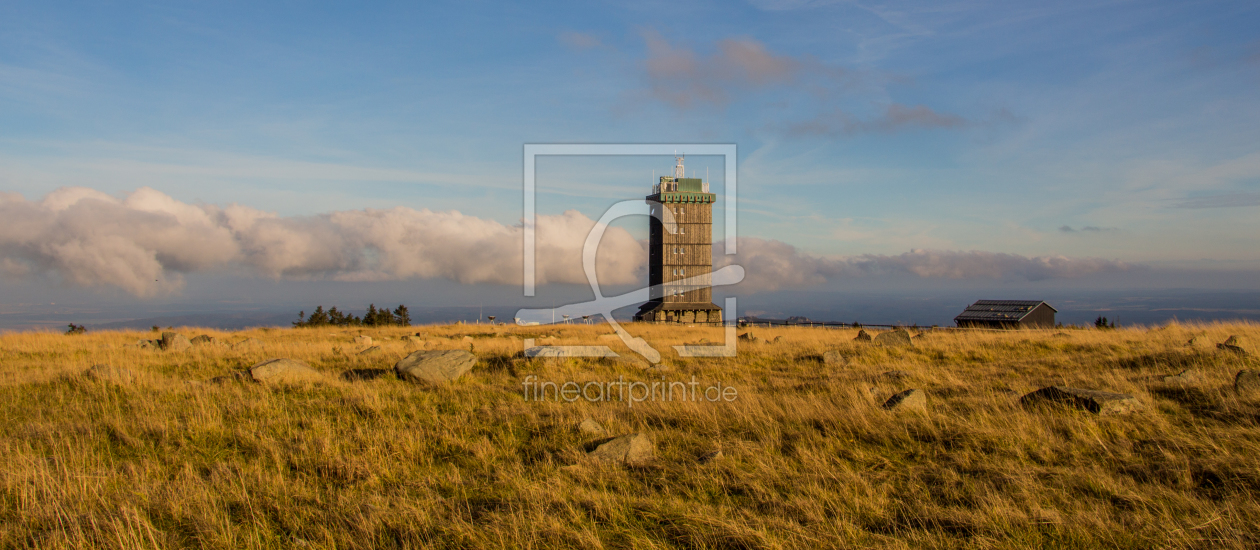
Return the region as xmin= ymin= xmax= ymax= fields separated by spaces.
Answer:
xmin=854 ymin=330 xmax=872 ymax=342
xmin=160 ymin=332 xmax=192 ymax=352
xmin=190 ymin=335 xmax=218 ymax=346
xmin=587 ymin=433 xmax=654 ymax=464
xmin=1218 ymin=335 xmax=1248 ymax=355
xmin=698 ymin=449 xmax=724 ymax=464
xmin=249 ymin=358 xmax=324 ymax=384
xmin=353 ymin=335 xmax=373 ymax=346
xmin=822 ymin=350 xmax=847 ymax=366
xmin=394 ymin=350 xmax=477 ymax=383
xmin=1161 ymin=369 xmax=1199 ymax=384
xmin=1020 ymin=386 xmax=1141 ymax=415
xmin=882 ymin=389 xmax=927 ymax=411
xmin=772 ymin=336 xmax=783 ymax=343
xmin=880 ymin=370 xmax=911 ymax=381
xmin=1236 ymin=370 xmax=1260 ymax=394
xmin=874 ymin=329 xmax=914 ymax=347
xmin=578 ymin=418 xmax=605 ymax=435
xmin=84 ymin=364 xmax=135 ymax=384
xmin=233 ymin=338 xmax=262 ymax=350
xmin=358 ymin=346 xmax=381 ymax=355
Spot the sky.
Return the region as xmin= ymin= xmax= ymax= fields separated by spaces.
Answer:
xmin=1 ymin=0 xmax=1259 ymax=327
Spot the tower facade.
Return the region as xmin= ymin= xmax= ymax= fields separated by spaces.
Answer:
xmin=634 ymin=156 xmax=722 ymax=324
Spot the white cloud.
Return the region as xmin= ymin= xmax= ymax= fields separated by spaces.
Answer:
xmin=717 ymin=237 xmax=1134 ymax=292
xmin=0 ymin=186 xmax=645 ymax=296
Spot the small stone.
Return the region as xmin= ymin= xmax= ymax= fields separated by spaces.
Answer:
xmin=1235 ymin=370 xmax=1260 ymax=394
xmin=160 ymin=332 xmax=192 ymax=352
xmin=854 ymin=330 xmax=872 ymax=342
xmin=882 ymin=389 xmax=927 ymax=412
xmin=822 ymin=350 xmax=848 ymax=366
xmin=233 ymin=338 xmax=262 ymax=350
xmin=190 ymin=335 xmax=218 ymax=346
xmin=358 ymin=346 xmax=381 ymax=355
xmin=698 ymin=449 xmax=724 ymax=464
xmin=462 ymin=336 xmax=474 ymax=342
xmin=578 ymin=419 xmax=605 ymax=435
xmin=1186 ymin=335 xmax=1210 ymax=348
xmin=394 ymin=350 xmax=477 ymax=383
xmin=1217 ymin=336 xmax=1248 ymax=356
xmin=84 ymin=364 xmax=135 ymax=384
xmin=1161 ymin=369 xmax=1199 ymax=384
xmin=1020 ymin=386 xmax=1141 ymax=415
xmin=874 ymin=329 xmax=914 ymax=347
xmin=738 ymin=332 xmax=755 ymax=341
xmin=588 ymin=433 xmax=654 ymax=464
xmin=249 ymin=358 xmax=324 ymax=384
xmin=353 ymin=335 xmax=373 ymax=346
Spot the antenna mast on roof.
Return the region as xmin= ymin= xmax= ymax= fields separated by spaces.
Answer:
xmin=674 ymin=154 xmax=685 ymax=179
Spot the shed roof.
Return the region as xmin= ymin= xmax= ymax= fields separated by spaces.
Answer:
xmin=954 ymin=300 xmax=1056 ymax=322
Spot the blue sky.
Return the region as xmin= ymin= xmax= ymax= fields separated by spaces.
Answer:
xmin=1 ymin=0 xmax=1259 ymax=324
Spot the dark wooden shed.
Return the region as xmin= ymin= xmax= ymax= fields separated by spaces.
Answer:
xmin=954 ymin=300 xmax=1057 ymax=329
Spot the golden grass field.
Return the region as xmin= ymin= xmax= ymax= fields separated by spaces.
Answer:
xmin=1 ymin=321 xmax=1258 ymax=549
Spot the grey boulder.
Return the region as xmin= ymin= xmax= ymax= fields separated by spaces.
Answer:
xmin=882 ymin=388 xmax=927 ymax=412
xmin=1236 ymin=370 xmax=1260 ymax=394
xmin=578 ymin=418 xmax=606 ymax=435
xmin=874 ymin=329 xmax=914 ymax=347
xmin=588 ymin=433 xmax=654 ymax=464
xmin=160 ymin=332 xmax=192 ymax=352
xmin=394 ymin=350 xmax=477 ymax=383
xmin=190 ymin=334 xmax=218 ymax=346
xmin=1020 ymin=386 xmax=1140 ymax=415
xmin=822 ymin=350 xmax=847 ymax=366
xmin=1160 ymin=369 xmax=1199 ymax=385
xmin=249 ymin=358 xmax=324 ymax=384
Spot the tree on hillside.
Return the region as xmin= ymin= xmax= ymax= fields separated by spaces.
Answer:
xmin=394 ymin=304 xmax=411 ymax=326
xmin=294 ymin=303 xmax=411 ymax=328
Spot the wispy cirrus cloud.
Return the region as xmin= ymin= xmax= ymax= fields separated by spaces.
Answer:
xmin=634 ymin=30 xmax=967 ymax=137
xmin=1059 ymin=225 xmax=1119 ymax=233
xmin=784 ymin=104 xmax=966 ymax=136
xmin=1172 ymin=192 xmax=1260 ymax=209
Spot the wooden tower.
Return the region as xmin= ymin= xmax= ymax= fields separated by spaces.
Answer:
xmin=634 ymin=156 xmax=723 ymax=324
